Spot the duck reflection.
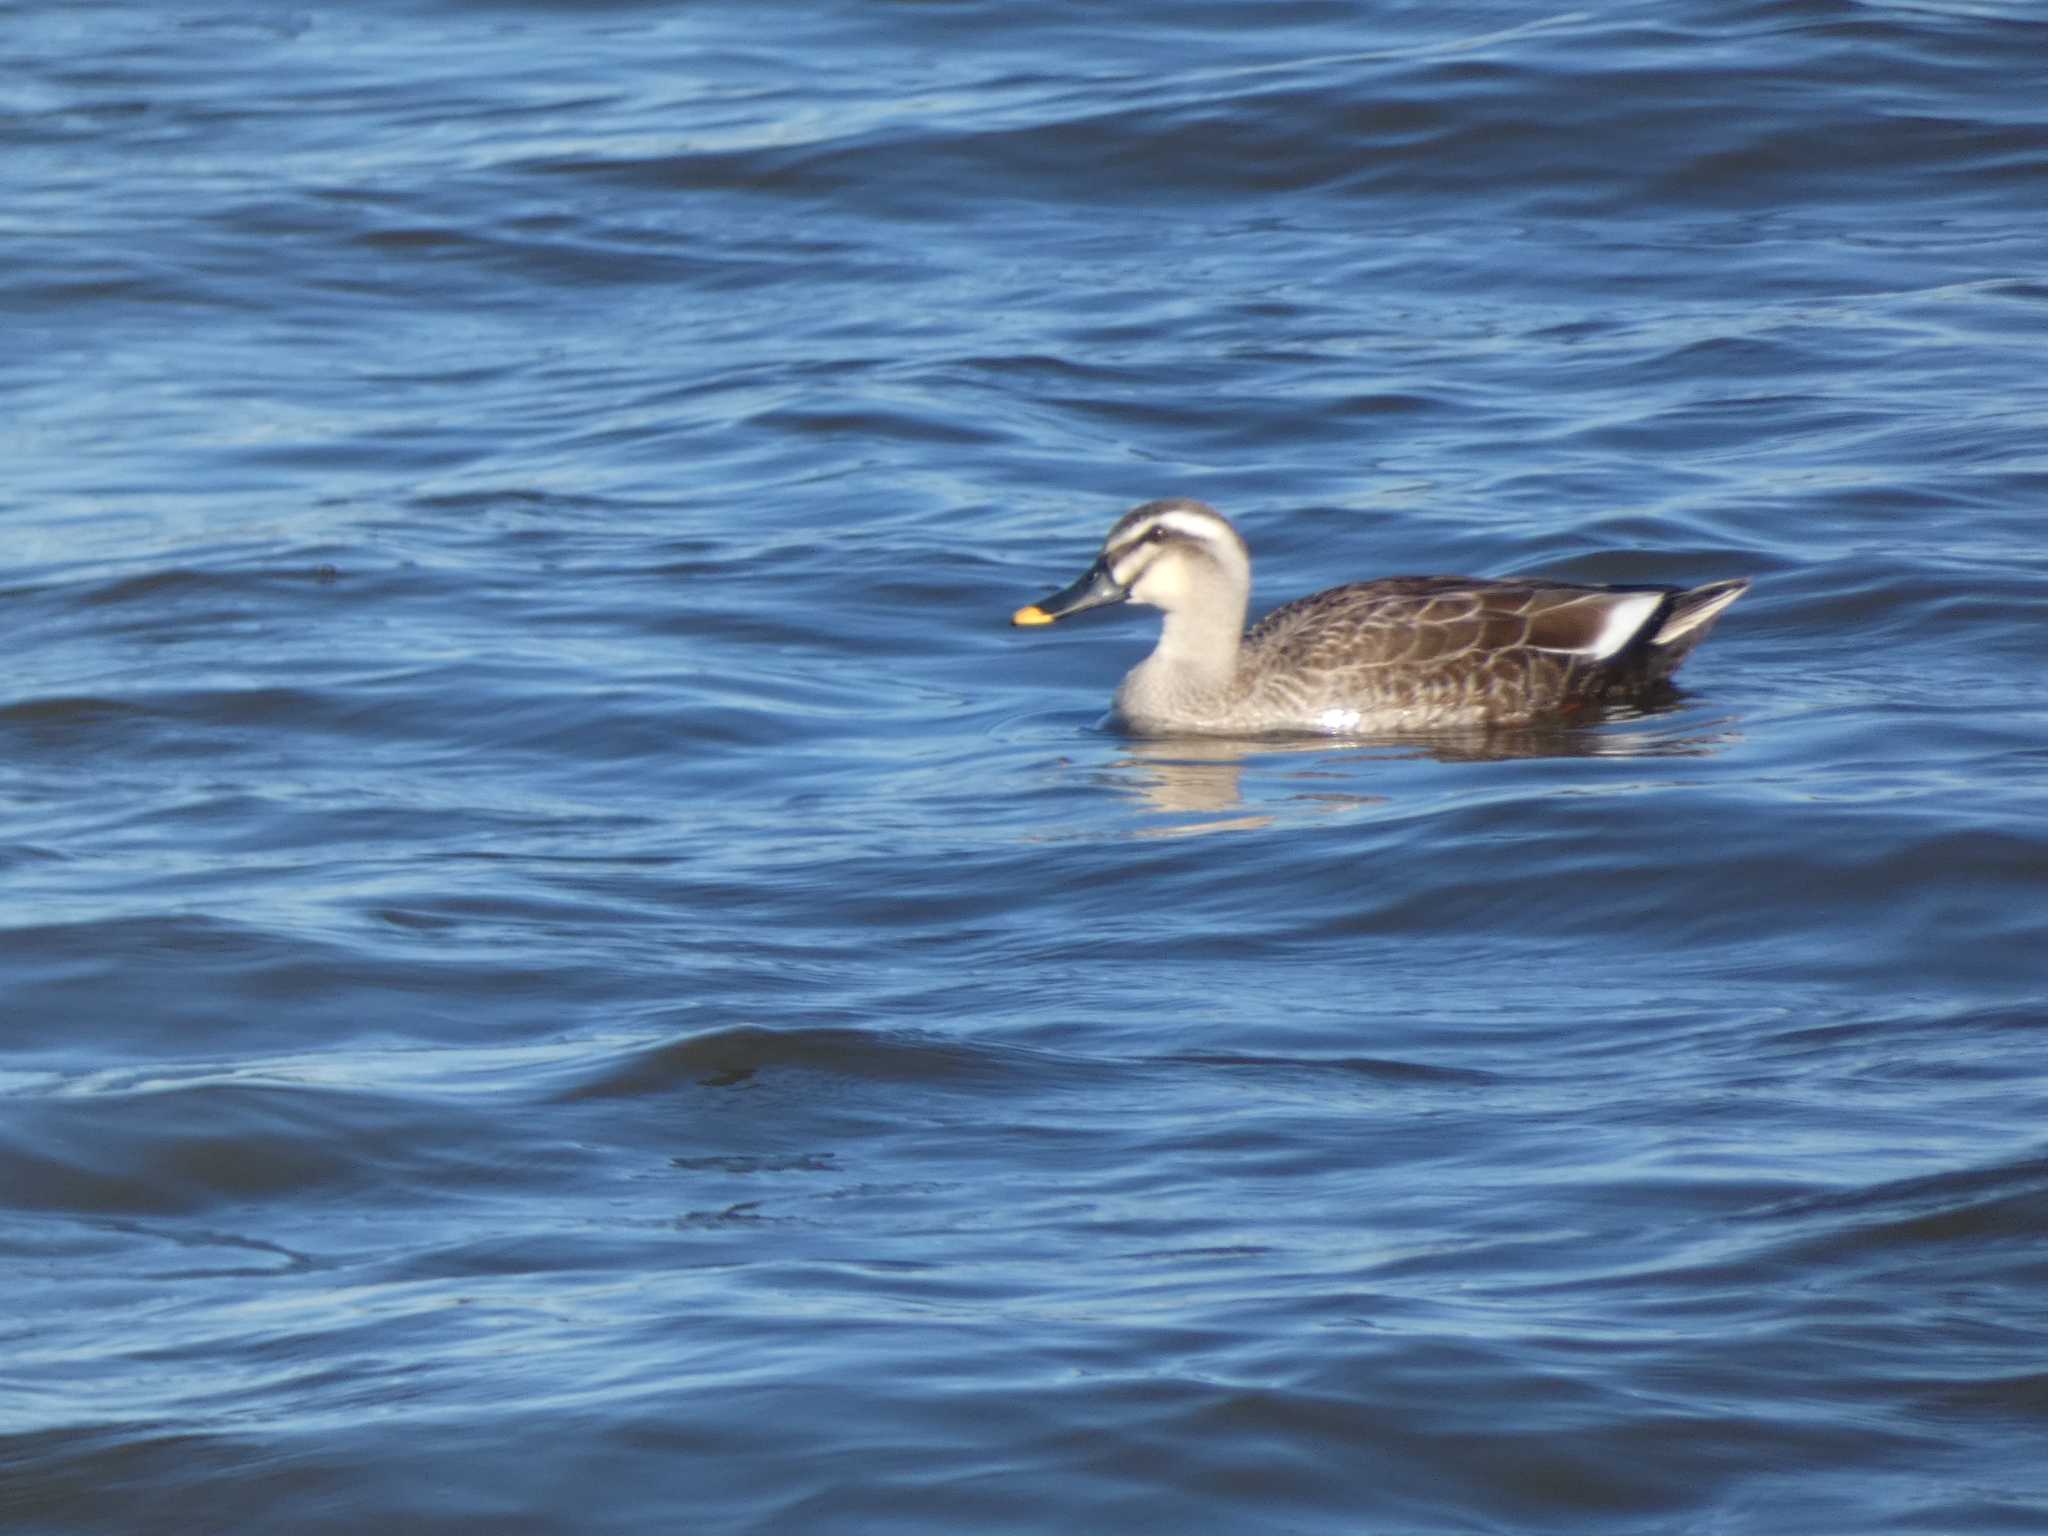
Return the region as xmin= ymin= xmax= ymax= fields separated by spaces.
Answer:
xmin=1101 ymin=695 xmax=1743 ymax=836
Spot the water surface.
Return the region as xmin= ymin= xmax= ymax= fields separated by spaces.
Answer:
xmin=6 ymin=1 xmax=2048 ymax=1531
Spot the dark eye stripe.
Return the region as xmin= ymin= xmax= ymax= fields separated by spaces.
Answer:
xmin=1109 ymin=524 xmax=1173 ymax=560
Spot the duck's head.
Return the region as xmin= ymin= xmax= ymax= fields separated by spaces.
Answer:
xmin=1011 ymin=499 xmax=1252 ymax=627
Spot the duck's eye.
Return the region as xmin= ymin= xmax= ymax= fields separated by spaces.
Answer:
xmin=1146 ymin=525 xmax=1167 ymax=543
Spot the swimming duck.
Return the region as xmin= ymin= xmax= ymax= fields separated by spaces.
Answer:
xmin=1011 ymin=499 xmax=1748 ymax=736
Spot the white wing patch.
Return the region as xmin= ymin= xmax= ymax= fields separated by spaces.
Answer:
xmin=1534 ymin=591 xmax=1665 ymax=659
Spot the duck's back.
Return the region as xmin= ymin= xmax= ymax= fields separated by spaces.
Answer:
xmin=1232 ymin=575 xmax=1746 ymax=732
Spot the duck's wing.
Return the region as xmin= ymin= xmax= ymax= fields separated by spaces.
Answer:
xmin=1242 ymin=575 xmax=1747 ymax=718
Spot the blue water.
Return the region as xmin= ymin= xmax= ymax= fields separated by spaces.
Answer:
xmin=6 ymin=1 xmax=2048 ymax=1530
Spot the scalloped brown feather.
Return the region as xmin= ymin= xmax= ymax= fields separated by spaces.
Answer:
xmin=1229 ymin=575 xmax=1748 ymax=733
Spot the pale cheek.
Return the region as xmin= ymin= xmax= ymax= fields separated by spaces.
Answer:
xmin=1317 ymin=707 xmax=1362 ymax=732
xmin=1132 ymin=569 xmax=1180 ymax=607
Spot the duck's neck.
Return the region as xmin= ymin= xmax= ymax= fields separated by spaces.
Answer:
xmin=1152 ymin=598 xmax=1246 ymax=689
xmin=1120 ymin=592 xmax=1248 ymax=723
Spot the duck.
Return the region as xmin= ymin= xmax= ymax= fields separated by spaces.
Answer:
xmin=1011 ymin=499 xmax=1748 ymax=736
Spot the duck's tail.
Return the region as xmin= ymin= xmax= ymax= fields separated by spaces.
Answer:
xmin=1646 ymin=577 xmax=1750 ymax=679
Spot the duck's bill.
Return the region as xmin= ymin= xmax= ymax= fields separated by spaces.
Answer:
xmin=1011 ymin=559 xmax=1128 ymax=627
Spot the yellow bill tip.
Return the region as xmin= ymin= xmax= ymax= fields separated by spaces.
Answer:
xmin=1011 ymin=605 xmax=1054 ymax=627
